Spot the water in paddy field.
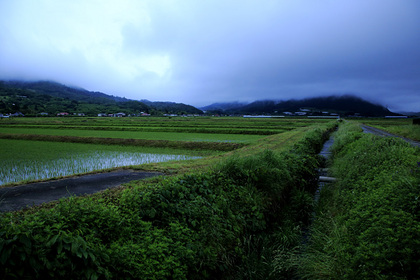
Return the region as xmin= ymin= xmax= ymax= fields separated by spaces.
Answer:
xmin=0 ymin=151 xmax=201 ymax=186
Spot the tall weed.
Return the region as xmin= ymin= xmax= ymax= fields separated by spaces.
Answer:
xmin=299 ymin=122 xmax=420 ymax=279
xmin=0 ymin=124 xmax=335 ymax=279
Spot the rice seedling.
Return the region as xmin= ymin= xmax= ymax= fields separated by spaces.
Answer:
xmin=0 ymin=139 xmax=202 ymax=186
xmin=0 ymin=127 xmax=264 ymax=143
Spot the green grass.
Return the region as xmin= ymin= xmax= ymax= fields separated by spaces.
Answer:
xmin=297 ymin=121 xmax=420 ymax=279
xmin=0 ymin=127 xmax=264 ymax=143
xmin=1 ymin=116 xmax=332 ymax=129
xmin=0 ymin=139 xmax=211 ymax=186
xmin=0 ymin=121 xmax=337 ymax=279
xmin=358 ymin=118 xmax=420 ymax=141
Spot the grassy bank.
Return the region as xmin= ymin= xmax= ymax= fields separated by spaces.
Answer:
xmin=298 ymin=122 xmax=420 ymax=279
xmin=0 ymin=133 xmax=245 ymax=151
xmin=359 ymin=118 xmax=420 ymax=141
xmin=0 ymin=122 xmax=336 ymax=279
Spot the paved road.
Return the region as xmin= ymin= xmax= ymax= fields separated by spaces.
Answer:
xmin=0 ymin=170 xmax=162 ymax=212
xmin=361 ymin=125 xmax=420 ymax=148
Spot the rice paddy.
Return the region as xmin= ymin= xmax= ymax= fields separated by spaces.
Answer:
xmin=0 ymin=116 xmax=335 ymax=185
xmin=0 ymin=139 xmax=201 ymax=186
xmin=0 ymin=127 xmax=263 ymax=143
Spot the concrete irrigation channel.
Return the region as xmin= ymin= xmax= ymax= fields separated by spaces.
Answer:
xmin=0 ymin=170 xmax=162 ymax=212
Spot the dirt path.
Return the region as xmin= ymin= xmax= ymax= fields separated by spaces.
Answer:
xmin=361 ymin=125 xmax=420 ymax=148
xmin=0 ymin=170 xmax=162 ymax=212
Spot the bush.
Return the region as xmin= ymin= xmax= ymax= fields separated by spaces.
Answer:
xmin=0 ymin=125 xmax=334 ymax=279
xmin=299 ymin=122 xmax=420 ymax=279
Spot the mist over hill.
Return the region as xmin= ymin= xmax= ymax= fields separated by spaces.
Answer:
xmin=1 ymin=80 xmax=399 ymax=117
xmin=203 ymin=95 xmax=397 ymax=117
xmin=0 ymin=80 xmax=202 ymax=116
xmin=200 ymin=102 xmax=249 ymax=112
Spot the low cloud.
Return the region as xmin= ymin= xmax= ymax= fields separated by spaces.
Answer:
xmin=1 ymin=0 xmax=419 ymax=111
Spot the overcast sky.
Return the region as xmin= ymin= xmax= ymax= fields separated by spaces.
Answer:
xmin=1 ymin=0 xmax=419 ymax=111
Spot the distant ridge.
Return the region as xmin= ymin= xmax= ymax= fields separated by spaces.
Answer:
xmin=3 ymin=80 xmax=129 ymax=103
xmin=204 ymin=95 xmax=397 ymax=117
xmin=0 ymin=80 xmax=202 ymax=116
xmin=200 ymin=102 xmax=249 ymax=112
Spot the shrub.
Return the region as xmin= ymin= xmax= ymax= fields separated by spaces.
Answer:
xmin=0 ymin=124 xmax=335 ymax=279
xmin=299 ymin=122 xmax=420 ymax=279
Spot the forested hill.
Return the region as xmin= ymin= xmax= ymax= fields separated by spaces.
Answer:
xmin=140 ymin=100 xmax=203 ymax=115
xmin=0 ymin=80 xmax=203 ymax=116
xmin=206 ymin=95 xmax=397 ymax=117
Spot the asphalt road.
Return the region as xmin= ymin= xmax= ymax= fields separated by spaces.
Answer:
xmin=0 ymin=170 xmax=162 ymax=212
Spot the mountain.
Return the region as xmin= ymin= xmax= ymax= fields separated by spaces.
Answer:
xmin=226 ymin=95 xmax=397 ymax=117
xmin=200 ymin=102 xmax=249 ymax=112
xmin=141 ymin=100 xmax=202 ymax=115
xmin=3 ymin=80 xmax=129 ymax=103
xmin=0 ymin=80 xmax=202 ymax=116
xmin=396 ymin=111 xmax=420 ymax=117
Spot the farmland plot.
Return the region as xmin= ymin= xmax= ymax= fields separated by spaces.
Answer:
xmin=0 ymin=127 xmax=264 ymax=143
xmin=0 ymin=139 xmax=201 ymax=186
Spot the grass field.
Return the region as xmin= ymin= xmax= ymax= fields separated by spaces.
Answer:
xmin=0 ymin=116 xmax=334 ymax=185
xmin=358 ymin=118 xmax=420 ymax=141
xmin=0 ymin=139 xmax=209 ymax=186
xmin=1 ymin=117 xmax=419 ymax=279
xmin=0 ymin=127 xmax=264 ymax=143
xmin=0 ymin=116 xmax=343 ymax=279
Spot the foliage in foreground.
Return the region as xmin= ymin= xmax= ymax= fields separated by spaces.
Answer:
xmin=298 ymin=122 xmax=420 ymax=279
xmin=0 ymin=125 xmax=333 ymax=279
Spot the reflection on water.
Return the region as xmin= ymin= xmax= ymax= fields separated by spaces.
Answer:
xmin=1 ymin=151 xmax=200 ymax=185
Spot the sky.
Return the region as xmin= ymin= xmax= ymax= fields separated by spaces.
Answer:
xmin=1 ymin=0 xmax=419 ymax=112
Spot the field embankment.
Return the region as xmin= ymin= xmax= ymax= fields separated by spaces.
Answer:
xmin=360 ymin=118 xmax=420 ymax=141
xmin=0 ymin=119 xmax=337 ymax=279
xmin=298 ymin=122 xmax=420 ymax=279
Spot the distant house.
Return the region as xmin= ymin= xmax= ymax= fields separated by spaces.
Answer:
xmin=115 ymin=112 xmax=126 ymax=117
xmin=141 ymin=113 xmax=151 ymax=116
xmin=98 ymin=113 xmax=107 ymax=117
xmin=57 ymin=112 xmax=69 ymax=116
xmin=40 ymin=112 xmax=49 ymax=116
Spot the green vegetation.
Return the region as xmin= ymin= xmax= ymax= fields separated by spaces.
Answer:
xmin=0 ymin=117 xmax=332 ymax=152
xmin=298 ymin=122 xmax=420 ymax=279
xmin=360 ymin=118 xmax=420 ymax=141
xmin=3 ymin=117 xmax=417 ymax=278
xmin=0 ymin=139 xmax=207 ymax=186
xmin=0 ymin=81 xmax=202 ymax=116
xmin=0 ymin=127 xmax=264 ymax=143
xmin=0 ymin=117 xmax=337 ymax=279
xmin=0 ymin=116 xmax=325 ymax=131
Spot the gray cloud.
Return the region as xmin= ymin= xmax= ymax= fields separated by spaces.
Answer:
xmin=1 ymin=0 xmax=419 ymax=111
